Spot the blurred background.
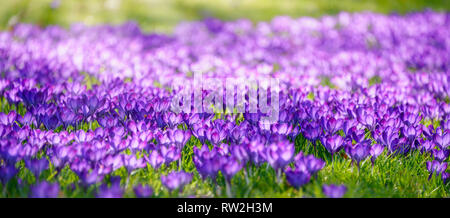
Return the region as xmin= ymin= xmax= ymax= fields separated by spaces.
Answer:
xmin=1 ymin=0 xmax=450 ymax=33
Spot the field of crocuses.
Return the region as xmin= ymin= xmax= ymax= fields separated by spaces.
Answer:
xmin=0 ymin=11 xmax=449 ymax=198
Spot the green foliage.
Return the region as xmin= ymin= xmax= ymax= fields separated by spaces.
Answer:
xmin=1 ymin=0 xmax=450 ymax=33
xmin=369 ymin=75 xmax=382 ymax=86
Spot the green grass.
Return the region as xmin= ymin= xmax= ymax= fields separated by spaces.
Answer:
xmin=1 ymin=0 xmax=450 ymax=33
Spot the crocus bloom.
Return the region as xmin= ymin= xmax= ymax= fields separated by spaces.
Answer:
xmin=248 ymin=139 xmax=267 ymax=166
xmin=434 ymin=133 xmax=450 ymax=150
xmin=285 ymin=167 xmax=311 ymax=189
xmin=420 ymin=141 xmax=435 ymax=153
xmin=231 ymin=144 xmax=249 ymax=164
xmin=78 ymin=169 xmax=103 ymax=186
xmin=193 ymin=145 xmax=223 ymax=180
xmin=160 ymin=145 xmax=181 ymax=164
xmin=321 ymin=117 xmax=343 ymax=135
xmin=442 ymin=172 xmax=449 ymax=184
xmin=427 ymin=160 xmax=448 ymax=179
xmin=30 ymin=182 xmax=60 ymax=198
xmin=322 ymin=184 xmax=347 ymax=198
xmin=168 ymin=129 xmax=191 ymax=149
xmin=0 ymin=111 xmax=16 ymax=125
xmin=294 ymin=153 xmax=325 ymax=175
xmin=147 ymin=149 xmax=164 ymax=169
xmin=25 ymin=158 xmax=49 ymax=179
xmin=161 ymin=171 xmax=193 ymax=192
xmin=265 ymin=141 xmax=295 ymax=170
xmin=321 ymin=135 xmax=345 ymax=156
xmin=0 ymin=165 xmax=18 ymax=184
xmin=97 ymin=176 xmax=123 ymax=198
xmin=347 ymin=142 xmax=371 ymax=166
xmin=134 ymin=184 xmax=153 ymax=198
xmin=370 ymin=144 xmax=384 ymax=164
xmin=221 ymin=156 xmax=243 ymax=181
xmin=432 ymin=149 xmax=449 ymax=162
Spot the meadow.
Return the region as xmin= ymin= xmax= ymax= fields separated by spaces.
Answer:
xmin=0 ymin=0 xmax=449 ymax=198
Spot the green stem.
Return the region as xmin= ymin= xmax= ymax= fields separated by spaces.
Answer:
xmin=276 ymin=168 xmax=282 ymax=184
xmin=244 ymin=169 xmax=249 ymax=185
xmin=225 ymin=180 xmax=232 ymax=198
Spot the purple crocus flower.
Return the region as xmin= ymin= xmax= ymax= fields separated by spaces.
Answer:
xmin=191 ymin=123 xmax=208 ymax=144
xmin=378 ymin=127 xmax=402 ymax=154
xmin=342 ymin=119 xmax=357 ymax=137
xmin=25 ymin=158 xmax=49 ymax=179
xmin=84 ymin=95 xmax=105 ymax=116
xmin=78 ymin=169 xmax=103 ymax=187
xmin=347 ymin=141 xmax=371 ymax=167
xmin=265 ymin=141 xmax=295 ymax=170
xmin=403 ymin=125 xmax=419 ymax=141
xmin=230 ymin=126 xmax=246 ymax=144
xmin=231 ymin=144 xmax=249 ymax=164
xmin=369 ymin=144 xmax=384 ymax=165
xmin=161 ymin=171 xmax=193 ymax=192
xmin=351 ymin=129 xmax=366 ymax=143
xmin=206 ymin=128 xmax=227 ymax=145
xmin=0 ymin=111 xmax=16 ymax=125
xmin=321 ymin=135 xmax=345 ymax=156
xmin=322 ymin=184 xmax=347 ymax=198
xmin=305 ymin=155 xmax=325 ymax=174
xmin=193 ymin=145 xmax=223 ymax=180
xmin=285 ymin=167 xmax=311 ymax=189
xmin=271 ymin=122 xmax=293 ymax=136
xmin=321 ymin=117 xmax=343 ymax=135
xmin=146 ymin=149 xmax=165 ymax=169
xmin=168 ymin=129 xmax=191 ymax=149
xmin=442 ymin=172 xmax=449 ymax=184
xmin=134 ymin=184 xmax=153 ymax=198
xmin=155 ymin=131 xmax=172 ymax=145
xmin=18 ymin=112 xmax=33 ymax=126
xmin=0 ymin=165 xmax=18 ymax=184
xmin=294 ymin=153 xmax=325 ymax=175
xmin=123 ymin=154 xmax=147 ymax=173
xmin=434 ymin=132 xmax=450 ymax=150
xmin=40 ymin=114 xmax=60 ymax=130
xmin=426 ymin=160 xmax=448 ymax=179
xmin=248 ymin=139 xmax=267 ymax=166
xmin=97 ymin=176 xmax=123 ymax=198
xmin=302 ymin=122 xmax=322 ymax=142
xmin=402 ymin=112 xmax=421 ymax=127
xmin=432 ymin=149 xmax=449 ymax=162
xmin=204 ymin=17 xmax=224 ymax=33
xmin=30 ymin=182 xmax=60 ymax=198
xmin=221 ymin=156 xmax=243 ymax=181
xmin=160 ymin=145 xmax=181 ymax=164
xmin=356 ymin=107 xmax=375 ymax=130
xmin=17 ymin=88 xmax=48 ymax=109
xmin=164 ymin=112 xmax=183 ymax=128
xmin=420 ymin=140 xmax=435 ymax=153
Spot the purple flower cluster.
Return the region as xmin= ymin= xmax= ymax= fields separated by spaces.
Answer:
xmin=0 ymin=11 xmax=450 ymax=197
xmin=161 ymin=171 xmax=193 ymax=192
xmin=322 ymin=184 xmax=347 ymax=198
xmin=285 ymin=152 xmax=325 ymax=188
